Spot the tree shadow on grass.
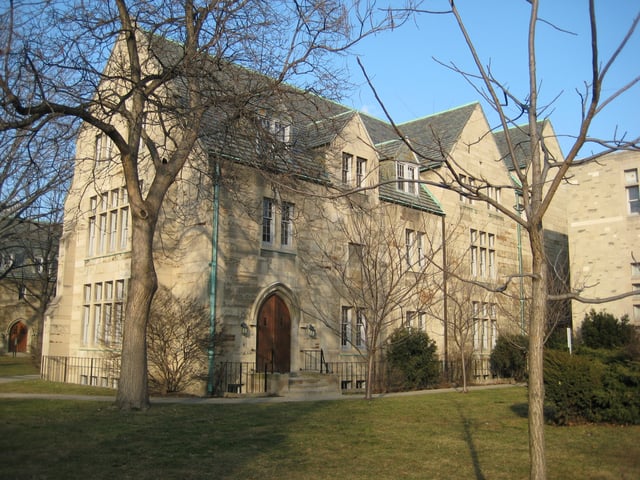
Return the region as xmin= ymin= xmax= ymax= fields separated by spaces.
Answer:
xmin=454 ymin=399 xmax=486 ymax=480
xmin=511 ymin=402 xmax=529 ymax=418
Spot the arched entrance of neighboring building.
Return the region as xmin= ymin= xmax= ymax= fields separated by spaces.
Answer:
xmin=256 ymin=294 xmax=291 ymax=373
xmin=9 ymin=321 xmax=28 ymax=354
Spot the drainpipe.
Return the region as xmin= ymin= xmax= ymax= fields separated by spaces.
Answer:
xmin=441 ymin=215 xmax=448 ymax=373
xmin=515 ymin=200 xmax=525 ymax=335
xmin=207 ymin=163 xmax=221 ymax=396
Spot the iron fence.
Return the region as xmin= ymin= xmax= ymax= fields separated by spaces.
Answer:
xmin=41 ymin=355 xmax=121 ymax=389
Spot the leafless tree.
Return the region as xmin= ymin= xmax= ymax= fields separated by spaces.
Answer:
xmin=147 ymin=286 xmax=209 ymax=395
xmin=302 ymin=200 xmax=444 ymax=399
xmin=361 ymin=1 xmax=639 ymax=478
xmin=0 ymin=0 xmax=414 ymax=409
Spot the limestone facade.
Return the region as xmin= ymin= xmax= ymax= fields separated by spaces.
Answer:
xmin=563 ymin=150 xmax=640 ymax=327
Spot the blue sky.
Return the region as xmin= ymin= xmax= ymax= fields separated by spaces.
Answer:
xmin=343 ymin=1 xmax=639 ymax=157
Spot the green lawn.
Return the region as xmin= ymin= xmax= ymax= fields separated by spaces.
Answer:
xmin=0 ymin=355 xmax=39 ymax=376
xmin=1 ymin=386 xmax=638 ymax=479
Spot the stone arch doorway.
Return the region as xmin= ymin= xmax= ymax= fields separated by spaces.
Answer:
xmin=256 ymin=294 xmax=291 ymax=373
xmin=9 ymin=321 xmax=28 ymax=354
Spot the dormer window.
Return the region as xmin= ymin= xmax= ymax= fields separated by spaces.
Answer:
xmin=260 ymin=116 xmax=291 ymax=144
xmin=396 ymin=162 xmax=419 ymax=195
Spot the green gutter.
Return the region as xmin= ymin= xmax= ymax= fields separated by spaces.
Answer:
xmin=207 ymin=163 xmax=221 ymax=396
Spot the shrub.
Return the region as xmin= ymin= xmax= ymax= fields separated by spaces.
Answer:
xmin=490 ymin=334 xmax=528 ymax=381
xmin=580 ymin=310 xmax=635 ymax=349
xmin=544 ymin=349 xmax=640 ymax=425
xmin=385 ymin=328 xmax=440 ymax=391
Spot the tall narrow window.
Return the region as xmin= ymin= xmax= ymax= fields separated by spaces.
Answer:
xmin=397 ymin=162 xmax=405 ymax=191
xmin=471 ymin=229 xmax=495 ymax=278
xmin=341 ymin=307 xmax=352 ymax=348
xmin=407 ymin=165 xmax=417 ymax=195
xmin=280 ymin=202 xmax=294 ymax=247
xmin=417 ymin=232 xmax=425 ymax=267
xmin=405 ymin=229 xmax=414 ymax=268
xmin=262 ymin=198 xmax=274 ymax=244
xmin=82 ymin=284 xmax=91 ymax=346
xmin=87 ymin=187 xmax=130 ymax=257
xmin=342 ymin=153 xmax=353 ymax=184
xmin=356 ymin=309 xmax=366 ymax=348
xmin=356 ymin=157 xmax=367 ymax=188
xmin=625 ymin=169 xmax=639 ymax=214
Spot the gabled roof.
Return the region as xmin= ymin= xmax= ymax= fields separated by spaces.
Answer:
xmin=494 ymin=120 xmax=550 ymax=171
xmin=144 ymin=33 xmax=473 ymax=213
xmin=397 ymin=102 xmax=479 ymax=163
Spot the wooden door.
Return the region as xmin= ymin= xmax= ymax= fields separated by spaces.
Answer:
xmin=9 ymin=321 xmax=28 ymax=353
xmin=256 ymin=295 xmax=291 ymax=373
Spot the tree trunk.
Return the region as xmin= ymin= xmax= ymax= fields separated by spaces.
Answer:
xmin=366 ymin=349 xmax=375 ymax=400
xmin=460 ymin=350 xmax=467 ymax=393
xmin=528 ymin=223 xmax=547 ymax=480
xmin=115 ymin=214 xmax=158 ymax=410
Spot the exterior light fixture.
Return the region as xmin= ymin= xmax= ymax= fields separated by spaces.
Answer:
xmin=307 ymin=324 xmax=317 ymax=338
xmin=240 ymin=322 xmax=250 ymax=337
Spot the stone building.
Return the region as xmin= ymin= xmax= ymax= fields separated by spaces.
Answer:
xmin=563 ymin=150 xmax=640 ymax=327
xmin=41 ymin=33 xmax=568 ymax=395
xmin=0 ymin=219 xmax=59 ymax=356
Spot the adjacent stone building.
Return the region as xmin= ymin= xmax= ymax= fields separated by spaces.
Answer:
xmin=1 ymin=219 xmax=59 ymax=356
xmin=563 ymin=150 xmax=640 ymax=327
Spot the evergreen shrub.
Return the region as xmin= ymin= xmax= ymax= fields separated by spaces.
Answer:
xmin=385 ymin=328 xmax=440 ymax=391
xmin=489 ymin=334 xmax=528 ymax=381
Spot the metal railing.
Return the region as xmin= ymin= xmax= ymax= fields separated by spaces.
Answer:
xmin=41 ymin=355 xmax=121 ymax=389
xmin=214 ymin=361 xmax=269 ymax=395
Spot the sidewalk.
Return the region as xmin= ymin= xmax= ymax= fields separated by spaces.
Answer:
xmin=0 ymin=377 xmax=523 ymax=404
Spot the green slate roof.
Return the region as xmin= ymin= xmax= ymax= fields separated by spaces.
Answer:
xmin=494 ymin=121 xmax=548 ymax=171
xmin=148 ymin=33 xmax=470 ymax=216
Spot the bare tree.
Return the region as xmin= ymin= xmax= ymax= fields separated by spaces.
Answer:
xmin=302 ymin=200 xmax=444 ymax=399
xmin=147 ymin=286 xmax=209 ymax=395
xmin=360 ymin=1 xmax=639 ymax=478
xmin=0 ymin=0 xmax=412 ymax=409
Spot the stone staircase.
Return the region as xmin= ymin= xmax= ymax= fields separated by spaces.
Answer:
xmin=267 ymin=371 xmax=341 ymax=399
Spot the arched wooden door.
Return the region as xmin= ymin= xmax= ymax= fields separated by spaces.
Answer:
xmin=9 ymin=321 xmax=28 ymax=353
xmin=256 ymin=294 xmax=291 ymax=373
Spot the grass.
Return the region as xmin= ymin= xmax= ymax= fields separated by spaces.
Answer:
xmin=0 ymin=355 xmax=39 ymax=376
xmin=0 ymin=355 xmax=114 ymax=396
xmin=1 ymin=385 xmax=639 ymax=479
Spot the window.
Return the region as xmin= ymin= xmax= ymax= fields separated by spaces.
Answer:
xmin=262 ymin=197 xmax=295 ymax=249
xmin=355 ymin=309 xmax=366 ymax=348
xmin=459 ymin=174 xmax=475 ymax=205
xmin=81 ymin=279 xmax=127 ymax=347
xmin=473 ymin=302 xmax=497 ymax=353
xmin=341 ymin=307 xmax=352 ymax=348
xmin=397 ymin=162 xmax=419 ymax=195
xmin=633 ymin=283 xmax=640 ymax=294
xmin=280 ymin=202 xmax=294 ymax=247
xmin=625 ymin=169 xmax=639 ymax=214
xmin=406 ymin=310 xmax=426 ymax=330
xmin=405 ymin=229 xmax=426 ymax=269
xmin=87 ymin=187 xmax=130 ymax=257
xmin=632 ymin=263 xmax=640 ymax=276
xmin=341 ymin=306 xmax=366 ymax=349
xmin=259 ymin=116 xmax=291 ymax=144
xmin=342 ymin=153 xmax=352 ymax=184
xmin=95 ymin=133 xmax=114 ymax=163
xmin=356 ymin=157 xmax=367 ymax=188
xmin=635 ymin=305 xmax=640 ymax=322
xmin=471 ymin=229 xmax=496 ymax=279
xmin=487 ymin=186 xmax=502 ymax=211
xmin=262 ymin=198 xmax=274 ymax=244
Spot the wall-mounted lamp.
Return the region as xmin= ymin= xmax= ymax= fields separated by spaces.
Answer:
xmin=307 ymin=324 xmax=317 ymax=339
xmin=240 ymin=322 xmax=250 ymax=337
